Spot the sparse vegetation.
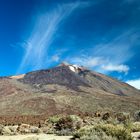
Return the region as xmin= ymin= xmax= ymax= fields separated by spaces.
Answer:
xmin=0 ymin=113 xmax=140 ymax=139
xmin=45 ymin=114 xmax=140 ymax=139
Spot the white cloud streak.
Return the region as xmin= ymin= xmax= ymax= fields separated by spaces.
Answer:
xmin=102 ymin=64 xmax=129 ymax=74
xmin=126 ymin=79 xmax=140 ymax=89
xmin=17 ymin=2 xmax=90 ymax=73
xmin=69 ymin=56 xmax=104 ymax=67
xmin=69 ymin=56 xmax=129 ymax=74
xmin=52 ymin=54 xmax=60 ymax=62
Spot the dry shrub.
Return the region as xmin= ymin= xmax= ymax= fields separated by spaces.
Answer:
xmin=102 ymin=112 xmax=111 ymax=120
xmin=47 ymin=115 xmax=83 ymax=136
xmin=134 ymin=110 xmax=140 ymax=121
xmin=116 ymin=112 xmax=130 ymax=123
xmin=55 ymin=115 xmax=83 ymax=131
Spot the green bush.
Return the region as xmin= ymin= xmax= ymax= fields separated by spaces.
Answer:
xmin=74 ymin=125 xmax=117 ymax=140
xmin=74 ymin=124 xmax=133 ymax=140
xmin=48 ymin=115 xmax=61 ymax=124
xmin=130 ymin=122 xmax=140 ymax=132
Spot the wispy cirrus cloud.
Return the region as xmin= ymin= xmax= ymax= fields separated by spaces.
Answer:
xmin=66 ymin=29 xmax=140 ymax=74
xmin=18 ymin=3 xmax=76 ymax=72
xmin=92 ymin=30 xmax=138 ymax=64
xmin=17 ymin=1 xmax=92 ymax=73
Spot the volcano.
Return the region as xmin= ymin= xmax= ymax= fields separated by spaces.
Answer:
xmin=0 ymin=63 xmax=140 ymax=117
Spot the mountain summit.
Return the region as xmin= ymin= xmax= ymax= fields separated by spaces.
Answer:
xmin=59 ymin=62 xmax=86 ymax=73
xmin=0 ymin=63 xmax=140 ymax=116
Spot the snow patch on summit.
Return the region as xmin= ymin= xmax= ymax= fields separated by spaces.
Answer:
xmin=59 ymin=62 xmax=85 ymax=73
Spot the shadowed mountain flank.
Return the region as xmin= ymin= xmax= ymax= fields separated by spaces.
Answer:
xmin=19 ymin=65 xmax=90 ymax=91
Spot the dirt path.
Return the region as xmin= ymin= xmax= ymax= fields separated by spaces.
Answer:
xmin=0 ymin=134 xmax=73 ymax=140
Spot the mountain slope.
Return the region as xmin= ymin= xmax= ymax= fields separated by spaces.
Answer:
xmin=82 ymin=70 xmax=140 ymax=97
xmin=0 ymin=63 xmax=139 ymax=117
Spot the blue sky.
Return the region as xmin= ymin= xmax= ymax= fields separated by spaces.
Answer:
xmin=0 ymin=0 xmax=140 ymax=89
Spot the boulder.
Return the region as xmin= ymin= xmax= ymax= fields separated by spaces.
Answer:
xmin=30 ymin=126 xmax=42 ymax=133
xmin=17 ymin=124 xmax=31 ymax=134
xmin=40 ymin=126 xmax=54 ymax=134
xmin=8 ymin=125 xmax=18 ymax=133
xmin=17 ymin=124 xmax=42 ymax=134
